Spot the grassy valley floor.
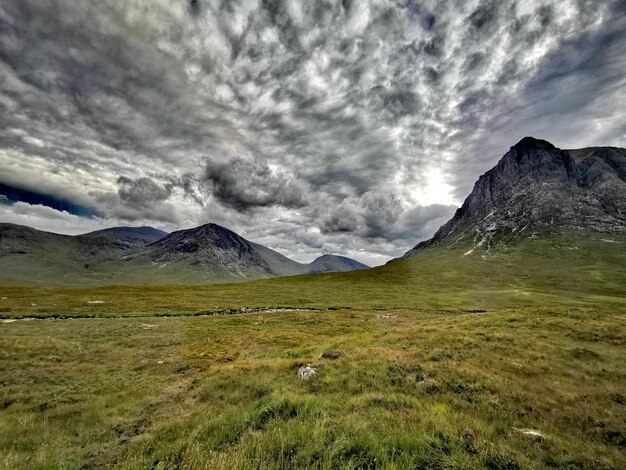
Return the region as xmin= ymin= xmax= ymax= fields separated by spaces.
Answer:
xmin=0 ymin=232 xmax=625 ymax=469
xmin=1 ymin=307 xmax=625 ymax=469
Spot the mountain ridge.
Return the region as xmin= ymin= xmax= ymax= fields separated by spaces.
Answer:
xmin=399 ymin=137 xmax=626 ymax=259
xmin=0 ymin=222 xmax=367 ymax=285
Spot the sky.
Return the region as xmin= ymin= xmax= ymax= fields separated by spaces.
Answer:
xmin=0 ymin=0 xmax=625 ymax=265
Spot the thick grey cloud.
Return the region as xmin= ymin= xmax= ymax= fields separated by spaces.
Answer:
xmin=204 ymin=156 xmax=306 ymax=210
xmin=0 ymin=0 xmax=624 ymax=265
xmin=118 ymin=176 xmax=171 ymax=207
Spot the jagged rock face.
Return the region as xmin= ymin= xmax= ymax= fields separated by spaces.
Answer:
xmin=404 ymin=137 xmax=626 ymax=257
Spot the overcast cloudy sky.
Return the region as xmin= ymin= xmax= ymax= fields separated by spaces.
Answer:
xmin=0 ymin=0 xmax=624 ymax=265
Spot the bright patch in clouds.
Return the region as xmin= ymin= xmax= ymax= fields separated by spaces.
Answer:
xmin=410 ymin=168 xmax=457 ymax=207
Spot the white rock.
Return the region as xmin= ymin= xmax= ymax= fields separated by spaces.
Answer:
xmin=88 ymin=300 xmax=105 ymax=304
xmin=298 ymin=365 xmax=316 ymax=380
xmin=514 ymin=428 xmax=544 ymax=439
xmin=156 ymin=360 xmax=165 ymax=365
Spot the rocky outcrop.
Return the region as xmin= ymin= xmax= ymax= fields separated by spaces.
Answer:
xmin=401 ymin=137 xmax=626 ymax=258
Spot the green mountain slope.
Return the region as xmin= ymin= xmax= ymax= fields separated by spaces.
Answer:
xmin=0 ymin=223 xmax=368 ymax=285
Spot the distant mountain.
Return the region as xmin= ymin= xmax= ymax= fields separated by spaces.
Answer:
xmin=0 ymin=223 xmax=69 ymax=257
xmin=0 ymin=223 xmax=165 ymax=259
xmin=307 ymin=255 xmax=368 ymax=273
xmin=0 ymin=223 xmax=169 ymax=284
xmin=81 ymin=226 xmax=167 ymax=245
xmin=132 ymin=223 xmax=306 ymax=280
xmin=0 ymin=222 xmax=367 ymax=285
xmin=400 ymin=137 xmax=626 ymax=259
xmin=132 ymin=224 xmax=368 ymax=279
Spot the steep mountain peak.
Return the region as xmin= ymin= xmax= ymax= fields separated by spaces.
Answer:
xmin=512 ymin=136 xmax=557 ymax=153
xmin=400 ymin=140 xmax=626 ymax=258
xmin=149 ymin=223 xmax=253 ymax=254
xmin=196 ymin=222 xmax=228 ymax=231
xmin=193 ymin=223 xmax=237 ymax=237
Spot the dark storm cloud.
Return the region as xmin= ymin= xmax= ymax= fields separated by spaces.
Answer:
xmin=0 ymin=0 xmax=624 ymax=264
xmin=203 ymin=157 xmax=306 ymax=210
xmin=0 ymin=182 xmax=98 ymax=217
xmin=324 ymin=192 xmax=397 ymax=239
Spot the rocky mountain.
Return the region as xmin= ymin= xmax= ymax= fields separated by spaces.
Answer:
xmin=132 ymin=223 xmax=305 ymax=279
xmin=0 ymin=222 xmax=367 ymax=285
xmin=132 ymin=224 xmax=368 ymax=279
xmin=401 ymin=137 xmax=626 ymax=258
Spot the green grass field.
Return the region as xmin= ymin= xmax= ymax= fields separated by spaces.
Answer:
xmin=1 ymin=231 xmax=625 ymax=469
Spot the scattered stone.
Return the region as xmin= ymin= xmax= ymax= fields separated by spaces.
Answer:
xmin=0 ymin=297 xmax=7 ymax=300
xmin=319 ymin=351 xmax=342 ymax=360
xmin=141 ymin=324 xmax=157 ymax=329
xmin=510 ymin=362 xmax=522 ymax=368
xmin=31 ymin=303 xmax=37 ymax=307
xmin=156 ymin=360 xmax=165 ymax=365
xmin=88 ymin=300 xmax=106 ymax=304
xmin=377 ymin=314 xmax=397 ymax=319
xmin=514 ymin=428 xmax=545 ymax=439
xmin=298 ymin=365 xmax=316 ymax=380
